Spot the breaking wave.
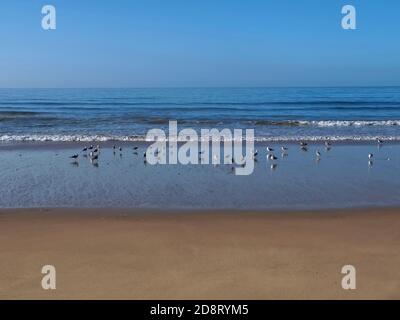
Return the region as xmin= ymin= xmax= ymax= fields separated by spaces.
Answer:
xmin=2 ymin=134 xmax=400 ymax=142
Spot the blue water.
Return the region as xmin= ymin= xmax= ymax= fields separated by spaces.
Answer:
xmin=1 ymin=87 xmax=400 ymax=142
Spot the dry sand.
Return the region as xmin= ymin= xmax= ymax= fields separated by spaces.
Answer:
xmin=0 ymin=207 xmax=399 ymax=299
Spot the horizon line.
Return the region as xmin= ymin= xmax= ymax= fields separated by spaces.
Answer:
xmin=1 ymin=85 xmax=400 ymax=90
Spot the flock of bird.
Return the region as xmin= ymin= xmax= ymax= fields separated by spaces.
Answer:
xmin=69 ymin=144 xmax=149 ymax=168
xmin=235 ymin=138 xmax=384 ymax=170
xmin=69 ymin=138 xmax=386 ymax=169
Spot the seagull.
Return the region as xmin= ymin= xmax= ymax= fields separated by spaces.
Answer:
xmin=300 ymin=142 xmax=308 ymax=146
xmin=368 ymin=153 xmax=374 ymax=159
xmin=70 ymin=154 xmax=78 ymax=159
xmin=270 ymin=163 xmax=278 ymax=170
xmin=316 ymin=150 xmax=321 ymax=158
xmin=91 ymin=154 xmax=99 ymax=161
xmin=88 ymin=145 xmax=94 ymax=150
xmin=377 ymin=139 xmax=384 ymax=144
xmin=82 ymin=147 xmax=87 ymax=152
xmin=281 ymin=146 xmax=288 ymax=152
xmin=267 ymin=154 xmax=278 ymax=161
xmin=325 ymin=141 xmax=331 ymax=147
xmin=267 ymin=147 xmax=274 ymax=152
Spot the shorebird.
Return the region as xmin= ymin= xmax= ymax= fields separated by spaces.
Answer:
xmin=300 ymin=142 xmax=308 ymax=146
xmin=70 ymin=154 xmax=78 ymax=159
xmin=119 ymin=147 xmax=122 ymax=152
xmin=91 ymin=154 xmax=99 ymax=161
xmin=267 ymin=147 xmax=274 ymax=152
xmin=88 ymin=145 xmax=94 ymax=150
xmin=143 ymin=152 xmax=146 ymax=158
xmin=316 ymin=150 xmax=321 ymax=158
xmin=281 ymin=146 xmax=288 ymax=152
xmin=325 ymin=141 xmax=331 ymax=147
xmin=368 ymin=160 xmax=373 ymax=167
xmin=368 ymin=153 xmax=374 ymax=159
xmin=82 ymin=147 xmax=87 ymax=152
xmin=267 ymin=154 xmax=278 ymax=161
xmin=377 ymin=139 xmax=384 ymax=144
xmin=133 ymin=146 xmax=138 ymax=150
xmin=270 ymin=163 xmax=278 ymax=170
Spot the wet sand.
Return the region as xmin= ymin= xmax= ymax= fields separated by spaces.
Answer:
xmin=1 ymin=142 xmax=400 ymax=209
xmin=1 ymin=207 xmax=400 ymax=299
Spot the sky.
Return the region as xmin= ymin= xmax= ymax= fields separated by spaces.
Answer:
xmin=0 ymin=0 xmax=399 ymax=88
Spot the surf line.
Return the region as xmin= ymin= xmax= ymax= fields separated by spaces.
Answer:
xmin=145 ymin=120 xmax=255 ymax=175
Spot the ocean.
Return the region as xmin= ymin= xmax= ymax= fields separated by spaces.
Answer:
xmin=1 ymin=87 xmax=400 ymax=142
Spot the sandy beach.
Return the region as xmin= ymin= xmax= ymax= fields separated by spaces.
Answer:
xmin=1 ymin=207 xmax=399 ymax=300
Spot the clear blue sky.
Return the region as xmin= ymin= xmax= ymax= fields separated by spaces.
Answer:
xmin=0 ymin=0 xmax=399 ymax=87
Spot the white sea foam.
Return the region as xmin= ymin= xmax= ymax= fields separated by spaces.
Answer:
xmin=2 ymin=134 xmax=400 ymax=142
xmin=299 ymin=120 xmax=400 ymax=127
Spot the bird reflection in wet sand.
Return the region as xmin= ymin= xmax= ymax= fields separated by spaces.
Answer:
xmin=71 ymin=161 xmax=79 ymax=167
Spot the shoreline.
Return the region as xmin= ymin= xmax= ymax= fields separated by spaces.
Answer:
xmin=0 ymin=139 xmax=399 ymax=152
xmin=0 ymin=137 xmax=400 ymax=149
xmin=1 ymin=205 xmax=400 ymax=213
xmin=1 ymin=207 xmax=400 ymax=299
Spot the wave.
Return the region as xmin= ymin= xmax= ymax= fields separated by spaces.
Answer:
xmin=297 ymin=120 xmax=400 ymax=127
xmin=0 ymin=111 xmax=41 ymax=116
xmin=1 ymin=112 xmax=400 ymax=127
xmin=126 ymin=119 xmax=400 ymax=126
xmin=2 ymin=134 xmax=400 ymax=142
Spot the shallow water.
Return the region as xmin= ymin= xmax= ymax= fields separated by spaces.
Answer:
xmin=0 ymin=142 xmax=399 ymax=209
